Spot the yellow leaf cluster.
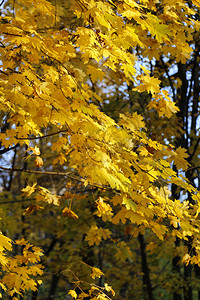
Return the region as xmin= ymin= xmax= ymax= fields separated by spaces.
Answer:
xmin=85 ymin=225 xmax=111 ymax=246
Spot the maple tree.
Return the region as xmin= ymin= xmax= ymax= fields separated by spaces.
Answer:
xmin=0 ymin=0 xmax=200 ymax=298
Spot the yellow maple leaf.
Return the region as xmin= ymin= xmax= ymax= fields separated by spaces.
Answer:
xmin=146 ymin=242 xmax=157 ymax=253
xmin=95 ymin=197 xmax=113 ymax=221
xmin=85 ymin=225 xmax=102 ymax=246
xmin=122 ymin=196 xmax=137 ymax=211
xmin=104 ymin=283 xmax=115 ymax=296
xmin=115 ymin=241 xmax=133 ymax=262
xmin=28 ymin=145 xmax=40 ymax=156
xmin=134 ymin=75 xmax=161 ymax=95
xmin=145 ymin=13 xmax=170 ymax=43
xmin=150 ymin=222 xmax=167 ymax=240
xmin=119 ymin=112 xmax=145 ymax=132
xmin=24 ymin=205 xmax=43 ymax=214
xmin=181 ymin=254 xmax=191 ymax=266
xmin=173 ymin=147 xmax=190 ymax=170
xmin=68 ymin=290 xmax=77 ymax=299
xmin=62 ymin=207 xmax=79 ymax=219
xmin=112 ymin=208 xmax=127 ymax=224
xmin=37 ymin=187 xmax=60 ymax=205
xmin=35 ymin=156 xmax=43 ymax=167
xmin=87 ymin=65 xmax=104 ymax=82
xmin=158 ymin=99 xmax=179 ymax=118
xmin=0 ymin=234 xmax=12 ymax=253
xmin=22 ymin=183 xmax=37 ymax=197
xmin=91 ymin=267 xmax=104 ymax=279
xmin=85 ymin=225 xmax=111 ymax=246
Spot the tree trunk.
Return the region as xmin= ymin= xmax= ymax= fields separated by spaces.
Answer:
xmin=172 ymin=238 xmax=182 ymax=300
xmin=47 ymin=274 xmax=60 ymax=300
xmin=138 ymin=233 xmax=154 ymax=300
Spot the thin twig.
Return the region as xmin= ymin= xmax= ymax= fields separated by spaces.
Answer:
xmin=0 ymin=0 xmax=5 ymax=6
xmin=74 ymin=0 xmax=87 ymax=11
xmin=186 ymin=165 xmax=200 ymax=171
xmin=188 ymin=137 xmax=200 ymax=162
xmin=3 ymin=32 xmax=22 ymax=37
xmin=0 ymin=198 xmax=36 ymax=205
xmin=15 ymin=130 xmax=68 ymax=140
xmin=0 ymin=166 xmax=72 ymax=176
xmin=0 ymin=166 xmax=119 ymax=192
xmin=0 ymin=144 xmax=19 ymax=155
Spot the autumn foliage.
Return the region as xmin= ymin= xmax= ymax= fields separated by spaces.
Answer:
xmin=0 ymin=0 xmax=200 ymax=299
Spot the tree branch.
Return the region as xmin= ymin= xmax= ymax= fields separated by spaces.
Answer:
xmin=0 ymin=166 xmax=73 ymax=177
xmin=0 ymin=144 xmax=19 ymax=155
xmin=0 ymin=166 xmax=117 ymax=192
xmin=15 ymin=130 xmax=68 ymax=140
xmin=188 ymin=137 xmax=200 ymax=162
xmin=0 ymin=0 xmax=5 ymax=6
xmin=0 ymin=198 xmax=36 ymax=205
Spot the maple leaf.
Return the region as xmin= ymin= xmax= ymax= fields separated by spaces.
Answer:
xmin=53 ymin=153 xmax=67 ymax=165
xmin=0 ymin=234 xmax=12 ymax=256
xmin=85 ymin=225 xmax=111 ymax=246
xmin=134 ymin=75 xmax=161 ymax=95
xmin=181 ymin=254 xmax=191 ymax=266
xmin=35 ymin=156 xmax=43 ymax=167
xmin=150 ymin=222 xmax=167 ymax=240
xmin=145 ymin=13 xmax=170 ymax=43
xmin=122 ymin=196 xmax=137 ymax=211
xmin=85 ymin=225 xmax=102 ymax=246
xmin=95 ymin=197 xmax=113 ymax=221
xmin=112 ymin=208 xmax=127 ymax=224
xmin=119 ymin=112 xmax=145 ymax=134
xmin=104 ymin=283 xmax=115 ymax=296
xmin=24 ymin=205 xmax=43 ymax=214
xmin=173 ymin=147 xmax=190 ymax=170
xmin=22 ymin=183 xmax=37 ymax=197
xmin=91 ymin=267 xmax=104 ymax=279
xmin=115 ymin=241 xmax=133 ymax=262
xmin=28 ymin=145 xmax=40 ymax=156
xmin=87 ymin=65 xmax=104 ymax=82
xmin=62 ymin=207 xmax=79 ymax=219
xmin=68 ymin=290 xmax=77 ymax=299
xmin=158 ymin=98 xmax=179 ymax=118
xmin=37 ymin=187 xmax=60 ymax=206
xmin=146 ymin=242 xmax=157 ymax=253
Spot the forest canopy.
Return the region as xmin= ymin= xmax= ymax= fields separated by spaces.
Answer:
xmin=0 ymin=0 xmax=200 ymax=299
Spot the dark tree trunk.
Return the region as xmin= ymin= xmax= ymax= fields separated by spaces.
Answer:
xmin=194 ymin=264 xmax=200 ymax=300
xmin=172 ymin=238 xmax=182 ymax=300
xmin=184 ymin=264 xmax=192 ymax=300
xmin=31 ymin=288 xmax=38 ymax=300
xmin=138 ymin=233 xmax=154 ymax=300
xmin=47 ymin=274 xmax=60 ymax=300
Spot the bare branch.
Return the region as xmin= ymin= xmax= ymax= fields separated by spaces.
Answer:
xmin=0 ymin=198 xmax=36 ymax=205
xmin=0 ymin=166 xmax=73 ymax=177
xmin=0 ymin=166 xmax=117 ymax=192
xmin=188 ymin=137 xmax=200 ymax=163
xmin=15 ymin=130 xmax=68 ymax=140
xmin=0 ymin=144 xmax=19 ymax=155
xmin=0 ymin=0 xmax=5 ymax=6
